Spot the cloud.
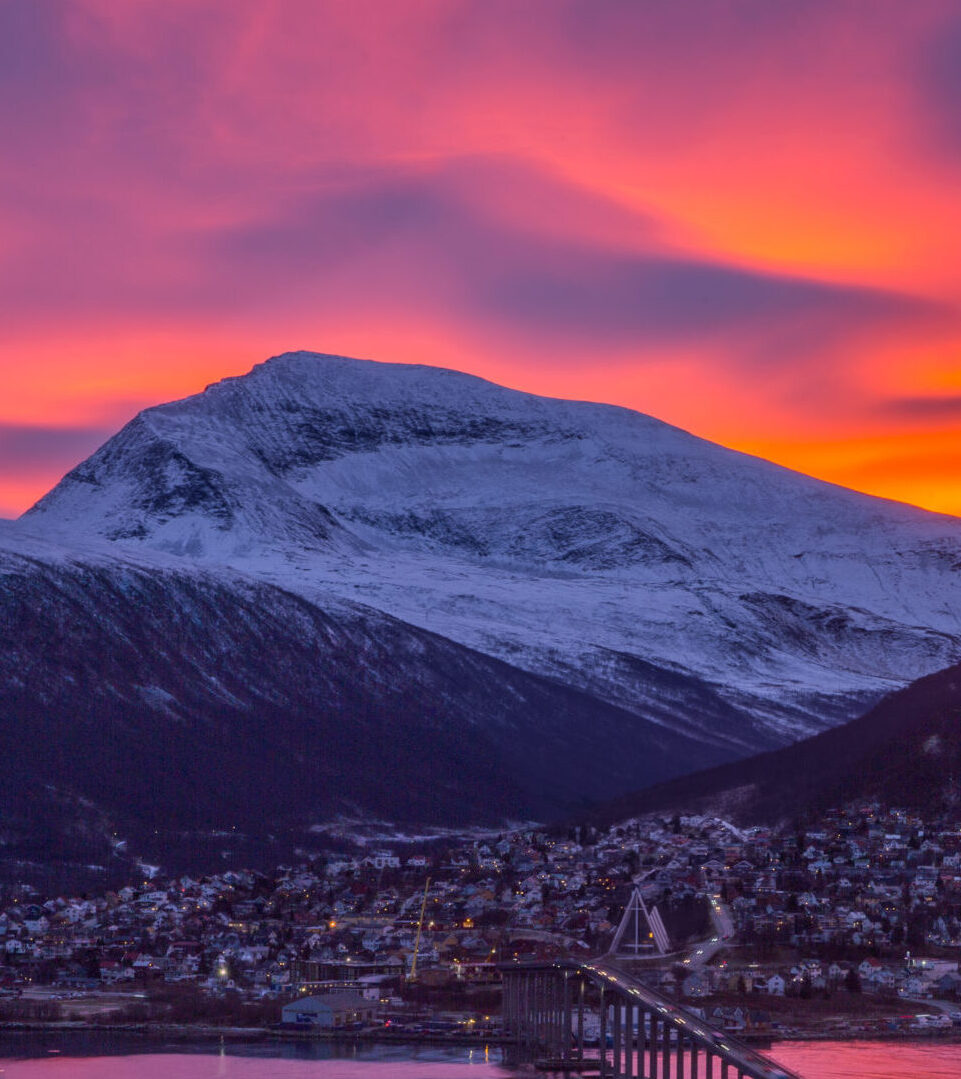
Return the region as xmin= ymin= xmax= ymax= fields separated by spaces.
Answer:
xmin=0 ymin=423 xmax=112 ymax=470
xmin=20 ymin=145 xmax=941 ymax=369
xmin=879 ymin=393 xmax=961 ymax=419
xmin=0 ymin=422 xmax=115 ymax=516
xmin=477 ymin=252 xmax=943 ymax=358
xmin=915 ymin=10 xmax=961 ymax=160
xmin=209 ymin=160 xmax=950 ymax=360
xmin=0 ymin=2 xmax=70 ymax=107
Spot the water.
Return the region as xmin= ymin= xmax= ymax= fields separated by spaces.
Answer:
xmin=0 ymin=1037 xmax=507 ymax=1078
xmin=769 ymin=1039 xmax=961 ymax=1078
xmin=0 ymin=1037 xmax=958 ymax=1078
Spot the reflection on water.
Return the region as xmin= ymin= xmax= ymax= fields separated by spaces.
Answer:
xmin=0 ymin=1056 xmax=507 ymax=1079
xmin=770 ymin=1039 xmax=961 ymax=1079
xmin=0 ymin=1037 xmax=959 ymax=1079
xmin=0 ymin=1036 xmax=508 ymax=1078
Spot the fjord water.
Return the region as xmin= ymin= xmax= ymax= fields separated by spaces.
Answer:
xmin=768 ymin=1039 xmax=961 ymax=1077
xmin=1 ymin=1040 xmax=960 ymax=1078
xmin=0 ymin=1039 xmax=501 ymax=1076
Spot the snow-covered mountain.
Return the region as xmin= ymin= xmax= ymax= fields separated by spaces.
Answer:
xmin=1 ymin=519 xmax=728 ymax=883
xmin=23 ymin=351 xmax=961 ymax=754
xmin=6 ymin=349 xmax=961 ymax=878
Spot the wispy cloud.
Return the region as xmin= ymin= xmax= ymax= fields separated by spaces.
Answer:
xmin=0 ymin=423 xmax=113 ymax=470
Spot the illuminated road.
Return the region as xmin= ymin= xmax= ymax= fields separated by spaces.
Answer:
xmin=682 ymin=893 xmax=735 ymax=970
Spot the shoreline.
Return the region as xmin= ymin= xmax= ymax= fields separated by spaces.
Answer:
xmin=2 ymin=1020 xmax=961 ymax=1048
xmin=0 ymin=1021 xmax=511 ymax=1046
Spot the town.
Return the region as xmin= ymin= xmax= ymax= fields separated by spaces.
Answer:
xmin=2 ymin=800 xmax=961 ymax=1042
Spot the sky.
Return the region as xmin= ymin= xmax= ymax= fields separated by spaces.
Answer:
xmin=3 ymin=0 xmax=961 ymax=517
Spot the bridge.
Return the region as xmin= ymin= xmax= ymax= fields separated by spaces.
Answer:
xmin=501 ymin=957 xmax=803 ymax=1078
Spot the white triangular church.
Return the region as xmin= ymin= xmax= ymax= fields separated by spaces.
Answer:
xmin=608 ymin=887 xmax=671 ymax=957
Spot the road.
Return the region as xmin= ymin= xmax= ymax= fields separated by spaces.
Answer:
xmin=683 ymin=893 xmax=735 ymax=970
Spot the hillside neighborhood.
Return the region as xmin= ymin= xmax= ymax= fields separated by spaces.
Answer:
xmin=3 ymin=801 xmax=961 ymax=1039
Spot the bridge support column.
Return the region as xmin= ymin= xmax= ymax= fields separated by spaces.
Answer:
xmin=576 ymin=977 xmax=585 ymax=1061
xmin=537 ymin=972 xmax=546 ymax=1047
xmin=548 ymin=972 xmax=556 ymax=1052
xmin=562 ymin=973 xmax=572 ymax=1063
xmin=599 ymin=987 xmax=608 ymax=1077
xmin=660 ymin=1009 xmax=668 ymax=1079
xmin=502 ymin=974 xmax=510 ymax=1036
xmin=616 ymin=988 xmax=625 ymax=1074
xmin=553 ymin=972 xmax=564 ymax=1059
xmin=522 ymin=974 xmax=529 ymax=1044
xmin=508 ymin=972 xmax=517 ymax=1037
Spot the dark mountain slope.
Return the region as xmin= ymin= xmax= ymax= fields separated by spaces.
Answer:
xmin=591 ymin=663 xmax=961 ymax=826
xmin=0 ymin=540 xmax=732 ymax=880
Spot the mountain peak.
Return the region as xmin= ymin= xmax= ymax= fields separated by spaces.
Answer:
xmin=195 ymin=349 xmax=514 ymax=408
xmin=18 ymin=349 xmax=961 ymax=757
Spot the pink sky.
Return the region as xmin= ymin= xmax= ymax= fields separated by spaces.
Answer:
xmin=4 ymin=1 xmax=961 ymax=515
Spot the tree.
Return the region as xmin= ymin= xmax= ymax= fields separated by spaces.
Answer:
xmin=844 ymin=968 xmax=861 ymax=994
xmin=78 ymin=947 xmax=101 ymax=980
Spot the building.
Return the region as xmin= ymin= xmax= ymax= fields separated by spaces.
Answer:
xmin=281 ymin=992 xmax=377 ymax=1027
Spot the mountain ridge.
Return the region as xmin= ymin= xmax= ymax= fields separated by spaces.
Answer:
xmin=586 ymin=660 xmax=961 ymax=827
xmin=23 ymin=351 xmax=961 ymax=748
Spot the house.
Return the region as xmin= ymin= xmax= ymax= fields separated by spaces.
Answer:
xmin=281 ymin=992 xmax=377 ymax=1028
xmin=935 ymin=972 xmax=961 ymax=998
xmin=757 ymin=973 xmax=785 ymax=996
xmin=859 ymin=958 xmax=882 ymax=980
xmin=901 ymin=974 xmax=928 ymax=997
xmin=869 ymin=968 xmax=897 ymax=992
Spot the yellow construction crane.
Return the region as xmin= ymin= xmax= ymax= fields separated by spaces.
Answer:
xmin=408 ymin=876 xmax=431 ymax=982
